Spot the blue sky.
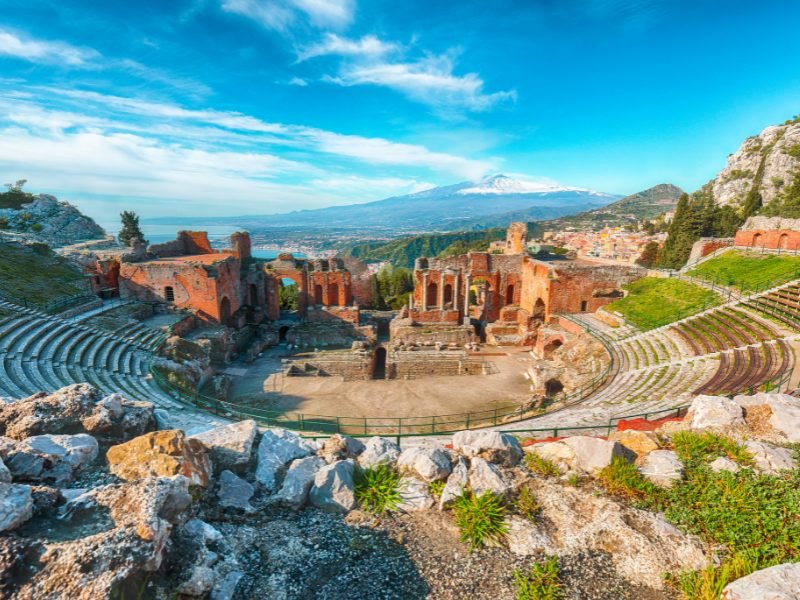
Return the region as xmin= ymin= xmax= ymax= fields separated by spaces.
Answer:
xmin=1 ymin=0 xmax=799 ymax=220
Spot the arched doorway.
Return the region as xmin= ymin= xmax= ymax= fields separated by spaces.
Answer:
xmin=506 ymin=284 xmax=515 ymax=305
xmin=373 ymin=347 xmax=387 ymax=379
xmin=779 ymin=233 xmax=789 ymax=250
xmin=249 ymin=284 xmax=258 ymax=306
xmin=443 ymin=283 xmax=453 ymax=305
xmin=543 ymin=339 xmax=563 ymax=359
xmin=279 ymin=325 xmax=290 ymax=343
xmin=220 ymin=296 xmax=231 ymax=325
xmin=533 ymin=298 xmax=546 ymax=322
xmin=314 ymin=284 xmax=323 ymax=306
xmin=426 ymin=282 xmax=438 ymax=308
xmin=545 ymin=378 xmax=564 ymax=396
xmin=329 ymin=283 xmax=340 ymax=306
xmin=164 ymin=286 xmax=175 ymax=302
xmin=752 ymin=232 xmax=763 ymax=247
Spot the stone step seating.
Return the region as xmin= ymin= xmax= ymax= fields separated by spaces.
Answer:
xmin=670 ymin=307 xmax=780 ymax=357
xmin=695 ymin=339 xmax=790 ymax=396
xmin=743 ymin=283 xmax=800 ymax=331
xmin=0 ymin=307 xmax=180 ymax=409
xmin=566 ymin=312 xmax=637 ymax=341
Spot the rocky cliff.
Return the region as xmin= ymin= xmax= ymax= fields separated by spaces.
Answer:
xmin=0 ymin=194 xmax=106 ymax=247
xmin=707 ymin=117 xmax=800 ymax=209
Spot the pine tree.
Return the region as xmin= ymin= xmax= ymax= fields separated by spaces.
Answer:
xmin=635 ymin=241 xmax=660 ymax=268
xmin=119 ymin=211 xmax=146 ymax=246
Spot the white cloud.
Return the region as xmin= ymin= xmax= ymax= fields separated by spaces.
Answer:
xmin=288 ymin=76 xmax=308 ymax=86
xmin=297 ymin=33 xmax=397 ymax=62
xmin=0 ymin=30 xmax=100 ymax=67
xmin=328 ymin=53 xmax=516 ymax=113
xmin=221 ymin=0 xmax=354 ymax=32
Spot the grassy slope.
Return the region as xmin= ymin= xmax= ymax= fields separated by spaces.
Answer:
xmin=0 ymin=242 xmax=88 ymax=305
xmin=688 ymin=250 xmax=800 ymax=292
xmin=605 ymin=277 xmax=721 ymax=330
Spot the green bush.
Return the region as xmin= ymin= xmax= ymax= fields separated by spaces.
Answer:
xmin=513 ymin=557 xmax=564 ymax=600
xmin=524 ymin=452 xmax=560 ymax=478
xmin=514 ymin=485 xmax=540 ymax=520
xmin=598 ymin=457 xmax=665 ymax=506
xmin=353 ymin=463 xmax=402 ymax=515
xmin=30 ymin=223 xmax=43 ymax=233
xmin=453 ymin=491 xmax=508 ymax=551
xmin=671 ymin=430 xmax=753 ymax=469
xmin=428 ymin=480 xmax=445 ymax=499
xmin=785 ymin=143 xmax=800 ymax=159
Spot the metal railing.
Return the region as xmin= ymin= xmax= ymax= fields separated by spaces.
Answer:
xmin=149 ymin=313 xmax=618 ymax=437
xmin=0 ymin=289 xmax=97 ymax=314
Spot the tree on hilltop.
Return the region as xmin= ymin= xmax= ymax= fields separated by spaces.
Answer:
xmin=119 ymin=211 xmax=147 ymax=246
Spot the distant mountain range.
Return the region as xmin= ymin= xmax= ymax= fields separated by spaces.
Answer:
xmin=146 ymin=175 xmax=618 ymax=233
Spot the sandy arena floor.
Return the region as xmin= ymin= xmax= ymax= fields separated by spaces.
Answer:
xmin=227 ymin=345 xmax=534 ymax=420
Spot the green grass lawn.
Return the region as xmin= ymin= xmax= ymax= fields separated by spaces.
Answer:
xmin=688 ymin=250 xmax=800 ymax=292
xmin=0 ymin=242 xmax=89 ymax=305
xmin=605 ymin=277 xmax=721 ymax=330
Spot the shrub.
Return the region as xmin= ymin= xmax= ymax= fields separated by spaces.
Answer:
xmin=597 ymin=457 xmax=664 ymax=507
xmin=513 ymin=557 xmax=564 ymax=600
xmin=669 ymin=551 xmax=759 ymax=600
xmin=353 ymin=463 xmax=403 ymax=515
xmin=565 ymin=473 xmax=583 ymax=487
xmin=524 ymin=452 xmax=560 ymax=478
xmin=514 ymin=485 xmax=540 ymax=520
xmin=30 ymin=223 xmax=43 ymax=233
xmin=785 ymin=143 xmax=800 ymax=159
xmin=428 ymin=479 xmax=445 ymax=498
xmin=453 ymin=491 xmax=508 ymax=551
xmin=670 ymin=430 xmax=753 ymax=469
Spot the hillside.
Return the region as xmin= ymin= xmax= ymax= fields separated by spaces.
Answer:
xmin=343 ymin=225 xmax=542 ymax=268
xmin=542 ymin=184 xmax=683 ymax=230
xmin=0 ymin=186 xmax=106 ymax=247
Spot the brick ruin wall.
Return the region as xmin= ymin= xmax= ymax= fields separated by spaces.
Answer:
xmin=388 ymin=349 xmax=486 ymax=379
xmin=390 ymin=321 xmax=475 ymax=346
xmin=735 ymin=229 xmax=800 ymax=251
xmin=688 ymin=238 xmax=735 ymax=263
xmin=285 ymin=351 xmax=373 ymax=381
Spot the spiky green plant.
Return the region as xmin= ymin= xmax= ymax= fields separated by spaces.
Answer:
xmin=524 ymin=451 xmax=559 ymax=478
xmin=514 ymin=485 xmax=540 ymax=520
xmin=428 ymin=479 xmax=445 ymax=498
xmin=353 ymin=463 xmax=403 ymax=515
xmin=513 ymin=557 xmax=564 ymax=600
xmin=453 ymin=491 xmax=508 ymax=551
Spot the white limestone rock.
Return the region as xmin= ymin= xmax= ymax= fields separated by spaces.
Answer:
xmin=708 ymin=456 xmax=740 ymax=473
xmin=217 ymin=470 xmax=254 ymax=511
xmin=735 ymin=392 xmax=800 ymax=442
xmin=183 ymin=518 xmax=223 ymax=545
xmin=211 ymin=571 xmax=244 ymax=600
xmin=397 ymin=442 xmax=452 ymax=482
xmin=396 ymin=476 xmax=435 ymax=512
xmin=452 ymin=430 xmax=523 ymax=466
xmin=190 ymin=420 xmax=257 ymax=473
xmin=561 ymin=436 xmax=634 ymax=474
xmin=153 ymin=408 xmax=172 ymax=430
xmin=468 ymin=457 xmax=512 ymax=497
xmin=358 ymin=436 xmax=401 ymax=468
xmin=7 ymin=433 xmax=98 ymax=484
xmin=439 ymin=456 xmax=468 ymax=509
xmin=178 ymin=565 xmax=215 ymax=596
xmin=506 ymin=516 xmax=555 ymax=557
xmin=273 ymin=456 xmax=326 ymax=510
xmin=637 ymin=450 xmax=684 ymax=487
xmin=745 ymin=440 xmax=797 ymax=474
xmin=0 ymin=482 xmax=33 ymax=532
xmin=722 ymin=562 xmax=800 ymax=600
xmin=309 ymin=459 xmax=356 ymax=513
xmin=318 ymin=434 xmax=365 ymax=464
xmin=527 ymin=440 xmax=577 ymax=474
xmin=255 ymin=428 xmax=315 ymax=492
xmin=688 ymin=395 xmax=745 ymax=430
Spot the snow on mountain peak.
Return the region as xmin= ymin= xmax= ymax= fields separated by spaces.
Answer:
xmin=457 ymin=174 xmax=609 ymax=196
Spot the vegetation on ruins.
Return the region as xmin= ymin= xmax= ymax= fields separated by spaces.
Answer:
xmin=688 ymin=250 xmax=800 ymax=292
xmin=524 ymin=451 xmax=560 ymax=478
xmin=278 ymin=281 xmax=299 ymax=311
xmin=453 ymin=490 xmax=508 ymax=551
xmin=513 ymin=557 xmax=564 ymax=600
xmin=658 ymin=191 xmax=743 ymax=269
xmin=513 ymin=484 xmax=541 ymax=520
xmin=598 ymin=432 xmax=800 ymax=599
xmin=761 ymin=169 xmax=800 ymax=217
xmin=635 ymin=240 xmax=660 ymax=268
xmin=370 ymin=265 xmax=414 ymax=309
xmin=353 ymin=463 xmax=403 ymax=515
xmin=0 ymin=241 xmax=88 ymax=305
xmin=605 ymin=277 xmax=721 ymax=330
xmin=118 ymin=210 xmax=147 ymax=246
xmin=0 ymin=179 xmax=34 ymax=210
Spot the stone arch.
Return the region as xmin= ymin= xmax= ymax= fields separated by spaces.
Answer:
xmin=249 ymin=284 xmax=258 ymax=306
xmin=543 ymin=339 xmax=563 ymax=359
xmin=506 ymin=283 xmax=515 ymax=305
xmin=164 ymin=286 xmax=175 ymax=302
xmin=279 ymin=325 xmax=290 ymax=342
xmin=779 ymin=232 xmax=789 ymax=250
xmin=314 ymin=284 xmax=323 ymax=305
xmin=752 ymin=232 xmax=763 ymax=247
xmin=329 ymin=283 xmax=340 ymax=306
xmin=220 ymin=296 xmax=231 ymax=325
xmin=533 ymin=298 xmax=546 ymax=322
xmin=443 ymin=283 xmax=453 ymax=305
xmin=426 ymin=282 xmax=438 ymax=308
xmin=545 ymin=378 xmax=563 ymax=396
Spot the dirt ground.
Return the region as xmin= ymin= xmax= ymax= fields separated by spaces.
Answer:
xmin=227 ymin=345 xmax=534 ymax=421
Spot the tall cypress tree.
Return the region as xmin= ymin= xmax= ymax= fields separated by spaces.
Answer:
xmin=119 ymin=211 xmax=146 ymax=246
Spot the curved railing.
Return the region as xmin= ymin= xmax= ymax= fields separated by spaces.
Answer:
xmin=149 ymin=314 xmax=617 ymax=436
xmin=0 ymin=289 xmax=97 ymax=314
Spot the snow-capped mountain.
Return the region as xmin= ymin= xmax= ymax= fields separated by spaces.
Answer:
xmin=207 ymin=174 xmax=619 ymax=233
